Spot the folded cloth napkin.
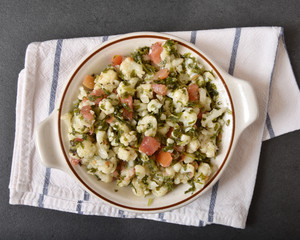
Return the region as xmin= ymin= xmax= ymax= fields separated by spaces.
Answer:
xmin=9 ymin=27 xmax=300 ymax=229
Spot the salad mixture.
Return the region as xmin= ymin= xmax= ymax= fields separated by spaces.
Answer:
xmin=63 ymin=39 xmax=229 ymax=197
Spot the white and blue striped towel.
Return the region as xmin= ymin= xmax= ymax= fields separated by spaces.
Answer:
xmin=9 ymin=27 xmax=300 ymax=228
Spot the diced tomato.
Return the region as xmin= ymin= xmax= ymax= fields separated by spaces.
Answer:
xmin=82 ymin=75 xmax=95 ymax=90
xmin=122 ymin=109 xmax=133 ymax=120
xmin=157 ymin=150 xmax=173 ymax=167
xmin=120 ymin=96 xmax=133 ymax=120
xmin=80 ymin=105 xmax=94 ymax=121
xmin=71 ymin=158 xmax=81 ymax=166
xmin=149 ymin=42 xmax=163 ymax=64
xmin=106 ymin=116 xmax=115 ymax=124
xmin=188 ymin=84 xmax=199 ymax=102
xmin=139 ymin=136 xmax=160 ymax=156
xmin=167 ymin=127 xmax=174 ymax=138
xmin=197 ymin=111 xmax=203 ymax=119
xmin=120 ymin=95 xmax=133 ymax=109
xmin=74 ymin=138 xmax=83 ymax=142
xmin=151 ymin=83 xmax=168 ymax=96
xmin=90 ymin=89 xmax=107 ymax=104
xmin=112 ymin=55 xmax=123 ymax=66
xmin=174 ymin=145 xmax=184 ymax=152
xmin=153 ymin=68 xmax=169 ymax=80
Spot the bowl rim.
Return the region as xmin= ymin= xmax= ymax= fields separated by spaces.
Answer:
xmin=57 ymin=32 xmax=236 ymax=212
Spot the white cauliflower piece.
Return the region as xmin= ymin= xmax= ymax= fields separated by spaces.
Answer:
xmin=199 ymin=88 xmax=212 ymax=111
xmin=116 ymin=81 xmax=135 ymax=97
xmin=147 ymin=99 xmax=163 ymax=114
xmin=120 ymin=57 xmax=145 ymax=80
xmin=172 ymin=87 xmax=189 ymax=112
xmin=137 ymin=84 xmax=153 ymax=103
xmin=186 ymin=139 xmax=200 ymax=153
xmin=77 ymin=140 xmax=97 ymax=159
xmin=134 ymin=165 xmax=146 ymax=180
xmin=201 ymin=108 xmax=226 ymax=128
xmin=179 ymin=134 xmax=191 ymax=146
xmin=152 ymin=186 xmax=168 ymax=197
xmin=117 ymin=147 xmax=138 ymax=161
xmin=96 ymin=131 xmax=109 ymax=159
xmin=136 ymin=115 xmax=157 ymax=137
xmin=133 ymin=99 xmax=148 ymax=117
xmin=179 ymin=108 xmax=197 ymax=128
xmin=120 ymin=131 xmax=137 ymax=146
xmin=94 ymin=69 xmax=119 ymax=92
xmin=99 ymin=98 xmax=114 ymax=115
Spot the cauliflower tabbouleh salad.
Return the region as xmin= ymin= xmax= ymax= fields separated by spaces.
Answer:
xmin=63 ymin=39 xmax=229 ymax=198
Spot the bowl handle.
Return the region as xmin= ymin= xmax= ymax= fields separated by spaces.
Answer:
xmin=35 ymin=110 xmax=69 ymax=172
xmin=222 ymin=72 xmax=259 ymax=135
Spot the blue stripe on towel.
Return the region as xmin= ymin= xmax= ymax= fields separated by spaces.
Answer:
xmin=266 ymin=113 xmax=275 ymax=138
xmin=76 ymin=200 xmax=83 ymax=214
xmin=159 ymin=212 xmax=166 ymax=222
xmin=38 ymin=39 xmax=63 ymax=208
xmin=118 ymin=209 xmax=125 ymax=218
xmin=228 ymin=28 xmax=241 ymax=75
xmin=208 ymin=181 xmax=219 ymax=222
xmin=198 ymin=220 xmax=204 ymax=227
xmin=190 ymin=31 xmax=197 ymax=44
xmin=208 ymin=28 xmax=242 ymax=222
xmin=102 ymin=36 xmax=108 ymax=42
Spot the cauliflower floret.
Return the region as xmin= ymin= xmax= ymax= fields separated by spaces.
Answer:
xmin=179 ymin=108 xmax=197 ymax=128
xmin=117 ymin=147 xmax=137 ymax=161
xmin=173 ymin=162 xmax=183 ymax=172
xmin=200 ymin=141 xmax=217 ymax=158
xmin=120 ymin=57 xmax=145 ymax=80
xmin=186 ymin=139 xmax=200 ymax=153
xmin=134 ymin=165 xmax=146 ymax=180
xmin=199 ymin=88 xmax=212 ymax=111
xmin=179 ymin=134 xmax=191 ymax=146
xmin=152 ymin=186 xmax=168 ymax=197
xmin=137 ymin=84 xmax=153 ymax=103
xmin=95 ymin=172 xmax=113 ymax=183
xmin=157 ymin=123 xmax=170 ymax=135
xmin=147 ymin=99 xmax=163 ymax=114
xmin=78 ymin=86 xmax=88 ymax=100
xmin=133 ymin=99 xmax=148 ymax=117
xmin=72 ymin=114 xmax=91 ymax=133
xmin=99 ymin=98 xmax=114 ymax=115
xmin=172 ymin=87 xmax=189 ymax=112
xmin=77 ymin=140 xmax=97 ymax=159
xmin=97 ymin=156 xmax=117 ymax=174
xmin=201 ymin=108 xmax=226 ymax=128
xmin=204 ymin=71 xmax=215 ymax=81
xmin=131 ymin=178 xmax=149 ymax=197
xmin=120 ymin=131 xmax=137 ymax=146
xmin=94 ymin=69 xmax=119 ymax=92
xmin=136 ymin=115 xmax=157 ymax=137
xmin=96 ymin=131 xmax=110 ymax=159
xmin=180 ymin=163 xmax=195 ymax=178
xmin=117 ymin=168 xmax=135 ymax=187
xmin=116 ymin=81 xmax=135 ymax=98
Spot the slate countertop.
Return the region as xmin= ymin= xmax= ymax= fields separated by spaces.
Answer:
xmin=1 ymin=0 xmax=299 ymax=239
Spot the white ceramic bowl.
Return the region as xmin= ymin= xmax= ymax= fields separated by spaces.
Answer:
xmin=35 ymin=32 xmax=258 ymax=213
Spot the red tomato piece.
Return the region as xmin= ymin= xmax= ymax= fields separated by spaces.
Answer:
xmin=80 ymin=105 xmax=94 ymax=121
xmin=106 ymin=116 xmax=115 ymax=124
xmin=149 ymin=42 xmax=163 ymax=64
xmin=112 ymin=55 xmax=123 ymax=66
xmin=71 ymin=158 xmax=81 ymax=166
xmin=82 ymin=75 xmax=95 ymax=90
xmin=188 ymin=84 xmax=199 ymax=102
xmin=153 ymin=68 xmax=169 ymax=80
xmin=89 ymin=89 xmax=107 ymax=104
xmin=151 ymin=83 xmax=168 ymax=96
xmin=120 ymin=96 xmax=133 ymax=120
xmin=157 ymin=150 xmax=173 ymax=167
xmin=139 ymin=136 xmax=161 ymax=156
xmin=167 ymin=127 xmax=174 ymax=138
xmin=74 ymin=138 xmax=83 ymax=142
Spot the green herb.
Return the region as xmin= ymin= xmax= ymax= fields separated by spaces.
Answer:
xmin=148 ymin=198 xmax=153 ymax=206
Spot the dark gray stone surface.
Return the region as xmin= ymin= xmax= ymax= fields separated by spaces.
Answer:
xmin=1 ymin=0 xmax=299 ymax=239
